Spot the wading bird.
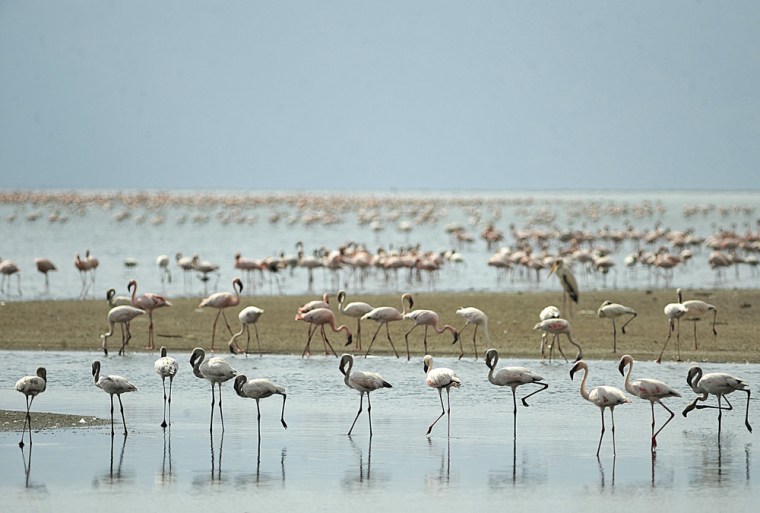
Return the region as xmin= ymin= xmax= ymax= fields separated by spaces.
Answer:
xmin=361 ymin=293 xmax=414 ymax=358
xmin=228 ymin=306 xmax=265 ymax=356
xmin=423 ymin=355 xmax=461 ymax=436
xmin=129 ymin=279 xmax=172 ymax=350
xmin=618 ymin=355 xmax=681 ymax=449
xmin=682 ymin=366 xmax=751 ymax=435
xmin=484 ymin=349 xmax=547 ymax=432
xmin=34 ymin=257 xmax=56 ymax=293
xmin=155 ymin=346 xmax=178 ymax=428
xmin=533 ymin=318 xmax=583 ymax=362
xmin=657 ymin=293 xmax=689 ymax=363
xmin=233 ymin=374 xmax=287 ymax=439
xmin=548 ymin=259 xmax=579 ymax=317
xmin=570 ymin=360 xmax=630 ymax=457
xmin=538 ymin=305 xmax=561 ymax=360
xmin=199 ymin=278 xmax=243 ymax=352
xmin=339 ymin=354 xmax=392 ymax=437
xmin=597 ymin=301 xmax=637 ymax=353
xmin=92 ymin=360 xmax=137 ymax=436
xmin=295 ymin=307 xmax=352 ymax=357
xmin=681 ymin=290 xmax=718 ymax=350
xmin=455 ymin=306 xmax=491 ymax=360
xmin=337 ymin=290 xmax=374 ymax=351
xmin=101 ymin=305 xmax=145 ymax=356
xmin=403 ymin=308 xmax=460 ymax=360
xmin=190 ymin=347 xmax=237 ymax=432
xmin=15 ymin=367 xmax=47 ymax=447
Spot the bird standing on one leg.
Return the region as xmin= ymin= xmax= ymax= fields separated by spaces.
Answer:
xmin=597 ymin=301 xmax=637 ymax=353
xmin=682 ymin=366 xmax=752 ymax=436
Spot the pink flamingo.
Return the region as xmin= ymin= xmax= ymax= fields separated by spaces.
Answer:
xmin=34 ymin=257 xmax=56 ymax=293
xmin=295 ymin=307 xmax=352 ymax=357
xmin=298 ymin=292 xmax=330 ymax=313
xmin=199 ymin=278 xmax=243 ymax=352
xmin=128 ymin=279 xmax=172 ymax=350
xmin=361 ymin=293 xmax=414 ymax=358
xmin=101 ymin=305 xmax=145 ymax=356
xmin=403 ymin=309 xmax=460 ymax=360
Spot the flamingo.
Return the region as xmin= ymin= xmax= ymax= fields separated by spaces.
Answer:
xmin=15 ymin=367 xmax=47 ymax=447
xmin=484 ymin=349 xmax=547 ymax=431
xmin=228 ymin=306 xmax=265 ymax=356
xmin=597 ymin=301 xmax=637 ymax=353
xmin=295 ymin=307 xmax=352 ymax=357
xmin=156 ymin=254 xmax=171 ymax=291
xmin=101 ymin=305 xmax=145 ymax=356
xmin=199 ymin=278 xmax=243 ymax=352
xmin=233 ymin=375 xmax=287 ymax=439
xmin=190 ymin=347 xmax=238 ymax=432
xmin=618 ymin=355 xmax=681 ymax=449
xmin=403 ymin=308 xmax=460 ymax=360
xmin=92 ymin=360 xmax=137 ymax=436
xmin=548 ymin=259 xmax=579 ymax=317
xmin=74 ymin=253 xmax=89 ymax=298
xmin=339 ymin=354 xmax=392 ymax=436
xmin=337 ymin=290 xmax=374 ymax=351
xmin=155 ymin=346 xmax=178 ymax=428
xmin=538 ymin=305 xmax=561 ymax=360
xmin=533 ymin=318 xmax=583 ymax=362
xmin=0 ymin=259 xmax=21 ymax=296
xmin=298 ymin=292 xmax=330 ymax=313
xmin=361 ymin=293 xmax=414 ymax=358
xmin=129 ymin=279 xmax=172 ymax=350
xmin=657 ymin=291 xmax=689 ymax=363
xmin=175 ymin=252 xmax=198 ymax=293
xmin=423 ymin=354 xmax=461 ymax=436
xmin=34 ymin=257 xmax=56 ymax=293
xmin=455 ymin=306 xmax=491 ymax=360
xmin=570 ymin=360 xmax=630 ymax=457
xmin=681 ymin=291 xmax=718 ymax=350
xmin=682 ymin=366 xmax=752 ymax=435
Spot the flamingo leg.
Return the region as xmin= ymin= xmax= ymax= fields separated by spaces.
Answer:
xmin=19 ymin=395 xmax=33 ymax=448
xmin=355 ymin=319 xmax=362 ymax=351
xmin=743 ymin=389 xmax=752 ymax=433
xmin=652 ymin=401 xmax=676 ymax=448
xmin=656 ymin=322 xmax=674 ymax=364
xmin=621 ymin=313 xmax=636 ymax=334
xmin=168 ymin=376 xmax=173 ymax=427
xmin=302 ymin=323 xmax=318 ymax=357
xmin=348 ymin=392 xmax=364 ymax=436
xmin=211 ymin=310 xmax=221 ymax=352
xmin=611 ymin=409 xmax=618 ymax=456
xmin=426 ymin=388 xmax=446 ymax=436
xmin=320 ymin=326 xmax=338 ymax=356
xmin=146 ymin=311 xmax=155 ymax=350
xmin=253 ymin=323 xmax=262 ymax=356
xmin=255 ymin=399 xmax=262 ymax=442
xmin=109 ymin=394 xmax=115 ymax=436
xmin=118 ymin=394 xmax=128 ymax=436
xmin=221 ymin=310 xmax=233 ymax=335
xmin=384 ymin=323 xmax=400 ymax=358
xmin=367 ymin=392 xmax=373 ymax=437
xmin=363 ymin=323 xmax=384 ymax=358
xmin=472 ymin=325 xmax=479 ymax=360
xmin=209 ymin=384 xmax=216 ymax=432
xmin=404 ymin=325 xmax=417 ymax=361
xmin=161 ymin=377 xmax=168 ymax=428
xmin=218 ymin=383 xmax=225 ymax=432
xmin=596 ymin=408 xmax=606 ymax=457
xmin=521 ymin=382 xmax=549 ymax=407
xmin=611 ymin=319 xmax=617 ymax=353
xmin=279 ymin=394 xmax=288 ymax=429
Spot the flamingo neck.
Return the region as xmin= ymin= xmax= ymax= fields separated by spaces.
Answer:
xmin=578 ymin=368 xmax=591 ymax=401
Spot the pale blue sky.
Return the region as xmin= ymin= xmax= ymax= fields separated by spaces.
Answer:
xmin=1 ymin=1 xmax=759 ymax=191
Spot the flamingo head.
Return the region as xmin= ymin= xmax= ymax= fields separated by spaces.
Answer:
xmin=569 ymin=360 xmax=586 ymax=380
xmin=618 ymin=355 xmax=633 ymax=376
xmin=484 ymin=348 xmax=498 ymax=370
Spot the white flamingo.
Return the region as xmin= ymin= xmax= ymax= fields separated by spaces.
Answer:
xmin=339 ymin=354 xmax=392 ymax=436
xmin=228 ymin=306 xmax=265 ymax=356
xmin=533 ymin=318 xmax=583 ymax=362
xmin=101 ymin=305 xmax=145 ymax=356
xmin=155 ymin=346 xmax=178 ymax=428
xmin=15 ymin=367 xmax=47 ymax=447
xmin=423 ymin=354 xmax=461 ymax=436
xmin=190 ymin=347 xmax=237 ymax=432
xmin=233 ymin=374 xmax=287 ymax=439
xmin=456 ymin=306 xmax=491 ymax=360
xmin=597 ymin=301 xmax=637 ymax=353
xmin=570 ymin=360 xmax=630 ymax=456
xmin=361 ymin=293 xmax=414 ymax=358
xmin=538 ymin=305 xmax=561 ymax=360
xmin=618 ymin=355 xmax=681 ymax=449
xmin=484 ymin=349 xmax=547 ymax=430
xmin=337 ymin=290 xmax=374 ymax=351
xmin=657 ymin=291 xmax=689 ymax=363
xmin=92 ymin=360 xmax=137 ymax=436
xmin=682 ymin=366 xmax=752 ymax=435
xmin=681 ymin=290 xmax=718 ymax=350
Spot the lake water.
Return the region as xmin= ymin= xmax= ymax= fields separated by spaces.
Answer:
xmin=0 ymin=350 xmax=757 ymax=511
xmin=1 ymin=189 xmax=759 ymax=302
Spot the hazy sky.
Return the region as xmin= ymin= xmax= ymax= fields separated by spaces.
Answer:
xmin=1 ymin=1 xmax=759 ymax=191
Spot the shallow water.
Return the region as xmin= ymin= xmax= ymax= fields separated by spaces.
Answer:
xmin=2 ymin=189 xmax=759 ymax=302
xmin=0 ymin=350 xmax=757 ymax=511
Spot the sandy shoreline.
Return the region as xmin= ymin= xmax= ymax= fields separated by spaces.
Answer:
xmin=0 ymin=410 xmax=108 ymax=432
